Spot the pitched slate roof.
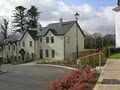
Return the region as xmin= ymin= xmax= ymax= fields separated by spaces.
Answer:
xmin=27 ymin=30 xmax=38 ymax=39
xmin=2 ymin=34 xmax=22 ymax=45
xmin=2 ymin=30 xmax=38 ymax=45
xmin=37 ymin=21 xmax=76 ymax=36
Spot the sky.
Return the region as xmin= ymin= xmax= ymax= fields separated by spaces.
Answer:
xmin=0 ymin=0 xmax=118 ymax=35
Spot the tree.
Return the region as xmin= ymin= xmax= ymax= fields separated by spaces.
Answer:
xmin=0 ymin=18 xmax=9 ymax=40
xmin=12 ymin=6 xmax=27 ymax=32
xmin=27 ymin=5 xmax=41 ymax=29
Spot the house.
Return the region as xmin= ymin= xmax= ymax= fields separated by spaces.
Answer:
xmin=2 ymin=18 xmax=85 ymax=62
xmin=2 ymin=30 xmax=38 ymax=62
xmin=37 ymin=18 xmax=85 ymax=60
xmin=113 ymin=0 xmax=120 ymax=48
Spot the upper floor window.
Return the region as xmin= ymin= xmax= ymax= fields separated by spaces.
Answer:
xmin=46 ymin=37 xmax=49 ymax=43
xmin=40 ymin=37 xmax=42 ymax=43
xmin=46 ymin=50 xmax=49 ymax=57
xmin=23 ymin=41 xmax=25 ymax=47
xmin=30 ymin=41 xmax=32 ymax=47
xmin=67 ymin=36 xmax=69 ymax=43
xmin=13 ymin=46 xmax=15 ymax=51
xmin=51 ymin=37 xmax=54 ymax=43
xmin=8 ymin=45 xmax=10 ymax=50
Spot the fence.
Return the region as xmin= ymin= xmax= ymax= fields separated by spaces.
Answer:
xmin=76 ymin=52 xmax=103 ymax=70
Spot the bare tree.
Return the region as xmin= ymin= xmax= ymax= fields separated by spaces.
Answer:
xmin=0 ymin=18 xmax=9 ymax=40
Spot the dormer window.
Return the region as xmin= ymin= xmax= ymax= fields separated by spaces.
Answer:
xmin=30 ymin=41 xmax=32 ymax=47
xmin=51 ymin=37 xmax=54 ymax=43
xmin=8 ymin=45 xmax=10 ymax=50
xmin=40 ymin=37 xmax=42 ymax=43
xmin=23 ymin=41 xmax=25 ymax=47
xmin=13 ymin=46 xmax=15 ymax=51
xmin=46 ymin=37 xmax=49 ymax=43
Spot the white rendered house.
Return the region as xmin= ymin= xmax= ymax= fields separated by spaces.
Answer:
xmin=2 ymin=30 xmax=38 ymax=62
xmin=2 ymin=18 xmax=85 ymax=62
xmin=113 ymin=0 xmax=120 ymax=48
xmin=37 ymin=18 xmax=85 ymax=60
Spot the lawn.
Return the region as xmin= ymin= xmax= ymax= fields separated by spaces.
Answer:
xmin=109 ymin=53 xmax=120 ymax=59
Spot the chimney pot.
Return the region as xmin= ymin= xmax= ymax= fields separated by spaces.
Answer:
xmin=59 ymin=17 xmax=63 ymax=27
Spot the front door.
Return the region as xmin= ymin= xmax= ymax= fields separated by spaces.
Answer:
xmin=40 ymin=49 xmax=43 ymax=59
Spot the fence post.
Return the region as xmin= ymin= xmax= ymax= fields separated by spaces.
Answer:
xmin=99 ymin=53 xmax=102 ymax=70
xmin=76 ymin=59 xmax=82 ymax=68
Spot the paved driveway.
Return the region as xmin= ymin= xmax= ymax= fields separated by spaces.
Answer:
xmin=0 ymin=64 xmax=69 ymax=90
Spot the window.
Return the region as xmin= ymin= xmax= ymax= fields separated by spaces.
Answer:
xmin=30 ymin=41 xmax=32 ymax=47
xmin=67 ymin=36 xmax=69 ymax=43
xmin=40 ymin=37 xmax=42 ymax=43
xmin=46 ymin=50 xmax=49 ymax=57
xmin=51 ymin=50 xmax=55 ymax=58
xmin=23 ymin=41 xmax=25 ymax=47
xmin=51 ymin=37 xmax=54 ymax=43
xmin=13 ymin=46 xmax=15 ymax=51
xmin=31 ymin=53 xmax=34 ymax=59
xmin=8 ymin=45 xmax=10 ymax=50
xmin=46 ymin=37 xmax=49 ymax=43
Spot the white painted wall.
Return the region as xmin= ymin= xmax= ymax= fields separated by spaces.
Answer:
xmin=2 ymin=31 xmax=36 ymax=62
xmin=19 ymin=32 xmax=35 ymax=59
xmin=65 ymin=22 xmax=84 ymax=60
xmin=39 ymin=31 xmax=64 ymax=60
xmin=115 ymin=11 xmax=120 ymax=47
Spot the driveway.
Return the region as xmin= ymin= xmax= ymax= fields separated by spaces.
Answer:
xmin=0 ymin=64 xmax=70 ymax=90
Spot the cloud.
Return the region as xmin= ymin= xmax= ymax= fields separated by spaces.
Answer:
xmin=0 ymin=0 xmax=115 ymax=35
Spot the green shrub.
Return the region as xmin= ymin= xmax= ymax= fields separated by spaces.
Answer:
xmin=103 ymin=46 xmax=110 ymax=59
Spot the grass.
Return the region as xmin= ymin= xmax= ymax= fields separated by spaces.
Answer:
xmin=109 ymin=53 xmax=120 ymax=59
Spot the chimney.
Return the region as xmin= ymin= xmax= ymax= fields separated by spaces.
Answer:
xmin=38 ymin=23 xmax=42 ymax=32
xmin=59 ymin=17 xmax=63 ymax=27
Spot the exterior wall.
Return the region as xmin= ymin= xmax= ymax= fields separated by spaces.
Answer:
xmin=2 ymin=31 xmax=36 ymax=62
xmin=36 ymin=39 xmax=40 ymax=59
xmin=115 ymin=11 xmax=120 ymax=47
xmin=38 ymin=31 xmax=64 ymax=60
xmin=19 ymin=32 xmax=35 ymax=59
xmin=64 ymin=23 xmax=84 ymax=60
xmin=3 ymin=44 xmax=13 ymax=62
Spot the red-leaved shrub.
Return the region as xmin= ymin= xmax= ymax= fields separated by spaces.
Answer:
xmin=62 ymin=70 xmax=82 ymax=89
xmin=47 ymin=78 xmax=62 ymax=90
xmin=47 ymin=65 xmax=93 ymax=90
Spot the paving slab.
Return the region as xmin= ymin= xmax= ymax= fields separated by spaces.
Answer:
xmin=94 ymin=59 xmax=120 ymax=90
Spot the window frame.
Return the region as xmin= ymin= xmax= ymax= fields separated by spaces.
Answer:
xmin=51 ymin=37 xmax=54 ymax=43
xmin=51 ymin=50 xmax=55 ymax=58
xmin=30 ymin=41 xmax=32 ymax=47
xmin=23 ymin=41 xmax=25 ymax=47
xmin=40 ymin=37 xmax=42 ymax=43
xmin=8 ymin=45 xmax=10 ymax=50
xmin=46 ymin=49 xmax=49 ymax=58
xmin=46 ymin=37 xmax=49 ymax=43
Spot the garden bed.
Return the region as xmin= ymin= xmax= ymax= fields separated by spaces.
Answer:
xmin=46 ymin=65 xmax=100 ymax=90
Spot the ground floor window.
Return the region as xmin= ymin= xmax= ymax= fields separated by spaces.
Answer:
xmin=51 ymin=50 xmax=55 ymax=58
xmin=46 ymin=50 xmax=49 ymax=58
xmin=31 ymin=53 xmax=34 ymax=59
xmin=18 ymin=56 xmax=21 ymax=61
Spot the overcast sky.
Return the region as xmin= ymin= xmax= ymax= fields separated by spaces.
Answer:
xmin=0 ymin=0 xmax=118 ymax=35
